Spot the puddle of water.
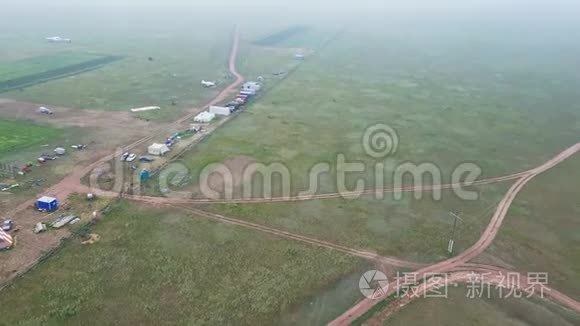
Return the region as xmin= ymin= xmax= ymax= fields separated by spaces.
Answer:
xmin=276 ymin=265 xmax=371 ymax=326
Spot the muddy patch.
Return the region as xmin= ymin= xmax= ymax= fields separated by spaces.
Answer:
xmin=0 ymin=98 xmax=150 ymax=130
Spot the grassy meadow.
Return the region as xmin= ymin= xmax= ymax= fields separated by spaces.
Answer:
xmin=484 ymin=154 xmax=580 ymax=300
xmin=0 ymin=119 xmax=63 ymax=157
xmin=0 ymin=201 xmax=364 ymax=325
xmin=145 ymin=20 xmax=580 ymax=264
xmin=382 ymin=286 xmax=580 ymax=326
xmin=0 ymin=3 xmax=579 ymax=325
xmin=0 ymin=7 xmax=235 ymax=119
xmin=0 ymin=52 xmax=104 ymax=82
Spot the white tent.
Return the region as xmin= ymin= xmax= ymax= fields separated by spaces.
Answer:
xmin=193 ymin=111 xmax=216 ymax=123
xmin=148 ymin=143 xmax=170 ymax=156
xmin=242 ymin=82 xmax=261 ymax=92
xmin=131 ymin=106 xmax=160 ymax=112
xmin=54 ymin=147 xmax=66 ymax=155
xmin=209 ymin=106 xmax=231 ymax=116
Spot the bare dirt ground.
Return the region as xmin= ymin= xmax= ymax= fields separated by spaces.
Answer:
xmin=0 ymin=98 xmax=152 ymax=130
xmin=0 ymin=28 xmax=244 ymax=285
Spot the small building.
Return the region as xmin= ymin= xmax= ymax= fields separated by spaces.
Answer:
xmin=193 ymin=111 xmax=216 ymax=123
xmin=242 ymin=82 xmax=261 ymax=92
xmin=294 ymin=54 xmax=305 ymax=60
xmin=37 ymin=196 xmax=58 ymax=212
xmin=209 ymin=106 xmax=232 ymax=116
xmin=148 ymin=143 xmax=170 ymax=156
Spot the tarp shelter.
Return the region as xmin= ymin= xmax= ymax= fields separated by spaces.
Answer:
xmin=0 ymin=229 xmax=13 ymax=250
xmin=193 ymin=111 xmax=216 ymax=123
xmin=209 ymin=106 xmax=231 ymax=116
xmin=148 ymin=143 xmax=170 ymax=156
xmin=37 ymin=196 xmax=58 ymax=212
xmin=140 ymin=169 xmax=151 ymax=181
xmin=131 ymin=106 xmax=160 ymax=112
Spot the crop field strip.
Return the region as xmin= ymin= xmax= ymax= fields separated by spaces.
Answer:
xmin=0 ymin=55 xmax=123 ymax=93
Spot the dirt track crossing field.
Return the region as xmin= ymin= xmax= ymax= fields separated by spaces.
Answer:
xmin=2 ymin=25 xmax=580 ymax=325
xmin=0 ymin=27 xmax=244 ymax=286
xmin=329 ymin=143 xmax=580 ymax=325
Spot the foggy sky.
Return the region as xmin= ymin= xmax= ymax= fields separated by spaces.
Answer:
xmin=5 ymin=0 xmax=580 ymax=17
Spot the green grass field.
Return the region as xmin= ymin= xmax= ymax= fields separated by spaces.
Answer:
xmin=0 ymin=119 xmax=63 ymax=157
xmin=199 ymin=184 xmax=510 ymax=263
xmin=0 ymin=201 xmax=364 ymax=325
xmin=1 ymin=6 xmax=580 ymax=325
xmin=0 ymin=52 xmax=104 ymax=82
xmin=142 ymin=23 xmax=579 ymax=265
xmin=0 ymin=10 xmax=234 ymax=119
xmin=485 ymin=155 xmax=580 ymax=300
xmin=382 ymin=287 xmax=580 ymax=325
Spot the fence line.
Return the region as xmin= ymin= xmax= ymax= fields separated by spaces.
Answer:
xmin=0 ymin=197 xmax=121 ymax=293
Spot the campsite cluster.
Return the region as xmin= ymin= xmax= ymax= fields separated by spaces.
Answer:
xmin=0 ymin=106 xmax=88 ymax=191
xmin=134 ymin=80 xmax=264 ymax=183
xmin=0 ymin=79 xmax=264 ymax=251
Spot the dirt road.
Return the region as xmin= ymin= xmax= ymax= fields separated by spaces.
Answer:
xmin=7 ymin=27 xmax=244 ymax=217
xmin=119 ymin=170 xmax=525 ymax=205
xmin=174 ymin=204 xmax=424 ymax=269
xmin=1 ymin=28 xmax=244 ymax=284
xmin=3 ymin=25 xmax=579 ymax=324
xmin=366 ymin=265 xmax=580 ymax=325
xmin=329 ymin=143 xmax=580 ymax=325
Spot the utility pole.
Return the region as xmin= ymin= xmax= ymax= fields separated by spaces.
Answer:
xmin=448 ymin=212 xmax=463 ymax=255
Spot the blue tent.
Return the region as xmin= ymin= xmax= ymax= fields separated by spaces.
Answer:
xmin=37 ymin=196 xmax=58 ymax=212
xmin=140 ymin=169 xmax=151 ymax=181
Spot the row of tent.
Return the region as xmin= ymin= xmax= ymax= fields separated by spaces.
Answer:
xmin=193 ymin=81 xmax=262 ymax=123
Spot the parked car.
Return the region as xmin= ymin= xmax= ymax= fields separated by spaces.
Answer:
xmin=1 ymin=220 xmax=14 ymax=232
xmin=121 ymin=152 xmax=130 ymax=161
xmin=40 ymin=154 xmax=57 ymax=161
xmin=38 ymin=106 xmax=53 ymax=115
xmin=126 ymin=153 xmax=137 ymax=162
xmin=139 ymin=156 xmax=155 ymax=162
